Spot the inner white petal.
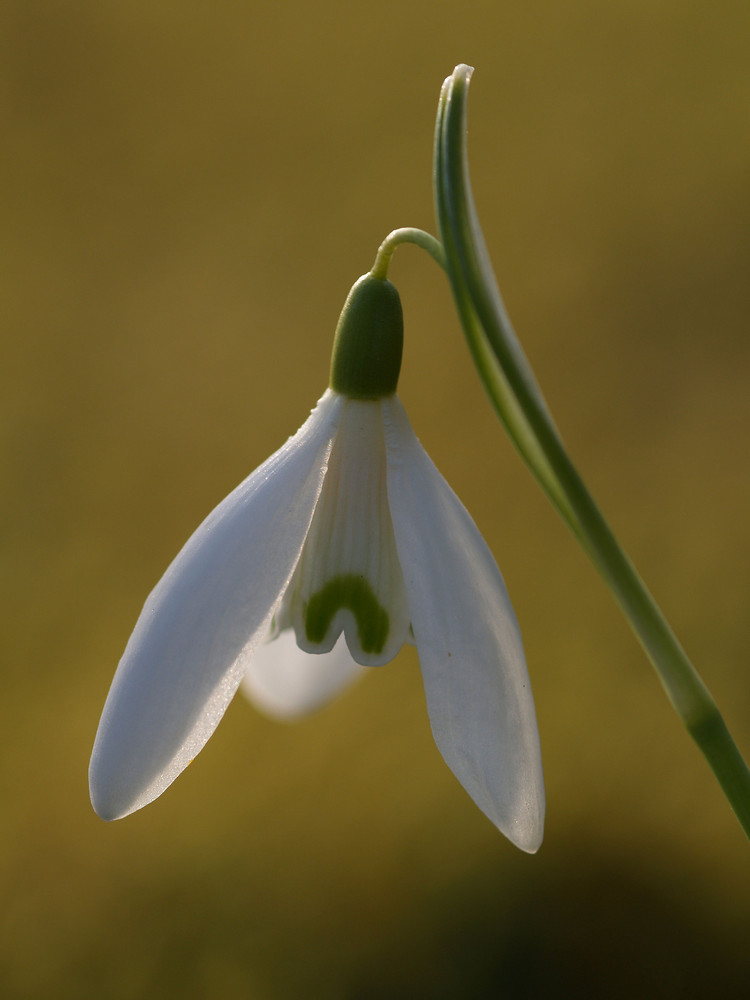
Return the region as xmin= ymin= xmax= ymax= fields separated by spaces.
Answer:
xmin=276 ymin=399 xmax=411 ymax=666
xmin=242 ymin=630 xmax=365 ymax=720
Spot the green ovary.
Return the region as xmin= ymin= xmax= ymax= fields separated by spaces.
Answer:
xmin=305 ymin=574 xmax=389 ymax=655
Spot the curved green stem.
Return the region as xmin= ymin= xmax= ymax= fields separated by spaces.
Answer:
xmin=370 ymin=227 xmax=446 ymax=279
xmin=433 ymin=64 xmax=750 ymax=839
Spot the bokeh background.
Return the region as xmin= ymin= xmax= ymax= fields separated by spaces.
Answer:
xmin=3 ymin=1 xmax=750 ymax=997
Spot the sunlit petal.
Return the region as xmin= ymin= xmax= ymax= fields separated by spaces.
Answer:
xmin=279 ymin=399 xmax=411 ymax=666
xmin=89 ymin=391 xmax=343 ymax=821
xmin=242 ymin=630 xmax=365 ymax=720
xmin=383 ymin=397 xmax=545 ymax=852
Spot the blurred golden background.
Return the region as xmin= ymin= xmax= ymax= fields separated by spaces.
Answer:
xmin=3 ymin=1 xmax=750 ymax=997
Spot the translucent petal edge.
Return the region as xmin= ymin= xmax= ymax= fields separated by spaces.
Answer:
xmin=383 ymin=397 xmax=544 ymax=852
xmin=89 ymin=391 xmax=343 ymax=820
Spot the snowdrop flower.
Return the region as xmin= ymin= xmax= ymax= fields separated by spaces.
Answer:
xmin=90 ymin=273 xmax=545 ymax=851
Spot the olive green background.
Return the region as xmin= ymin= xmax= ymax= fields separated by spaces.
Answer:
xmin=3 ymin=1 xmax=750 ymax=997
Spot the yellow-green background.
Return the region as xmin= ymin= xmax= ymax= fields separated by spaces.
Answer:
xmin=3 ymin=1 xmax=750 ymax=996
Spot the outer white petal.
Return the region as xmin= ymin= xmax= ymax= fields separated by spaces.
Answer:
xmin=89 ymin=391 xmax=344 ymax=821
xmin=383 ymin=397 xmax=545 ymax=852
xmin=241 ymin=630 xmax=365 ymax=720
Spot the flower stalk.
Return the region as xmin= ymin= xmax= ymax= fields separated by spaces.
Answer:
xmin=431 ymin=63 xmax=750 ymax=839
xmin=370 ymin=228 xmax=447 ymax=279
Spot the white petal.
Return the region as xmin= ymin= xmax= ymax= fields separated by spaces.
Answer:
xmin=383 ymin=397 xmax=545 ymax=852
xmin=241 ymin=630 xmax=365 ymax=720
xmin=278 ymin=399 xmax=411 ymax=666
xmin=89 ymin=391 xmax=344 ymax=820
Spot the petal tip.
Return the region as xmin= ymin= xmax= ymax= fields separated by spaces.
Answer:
xmin=89 ymin=780 xmax=127 ymax=823
xmin=511 ymin=823 xmax=544 ymax=855
xmin=88 ymin=748 xmax=144 ymax=822
xmin=503 ymin=792 xmax=545 ymax=853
